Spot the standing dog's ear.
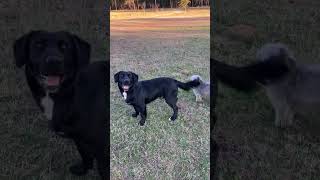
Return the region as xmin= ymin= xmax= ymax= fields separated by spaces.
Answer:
xmin=131 ymin=72 xmax=139 ymax=84
xmin=72 ymin=34 xmax=91 ymax=69
xmin=13 ymin=31 xmax=39 ymax=68
xmin=114 ymin=71 xmax=121 ymax=83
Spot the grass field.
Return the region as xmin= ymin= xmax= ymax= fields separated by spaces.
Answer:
xmin=0 ymin=1 xmax=107 ymax=179
xmin=212 ymin=0 xmax=320 ymax=179
xmin=110 ymin=9 xmax=210 ymax=179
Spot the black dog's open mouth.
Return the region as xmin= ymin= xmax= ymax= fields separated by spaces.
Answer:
xmin=122 ymin=85 xmax=129 ymax=92
xmin=40 ymin=75 xmax=64 ymax=92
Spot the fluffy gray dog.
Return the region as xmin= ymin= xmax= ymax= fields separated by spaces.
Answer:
xmin=213 ymin=43 xmax=320 ymax=129
xmin=190 ymin=75 xmax=210 ymax=103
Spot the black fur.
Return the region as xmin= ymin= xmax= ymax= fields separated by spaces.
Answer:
xmin=114 ymin=71 xmax=200 ymax=126
xmin=14 ymin=31 xmax=107 ymax=179
xmin=211 ymin=57 xmax=290 ymax=92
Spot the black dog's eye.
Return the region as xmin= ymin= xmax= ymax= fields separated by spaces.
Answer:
xmin=34 ymin=40 xmax=46 ymax=49
xmin=59 ymin=41 xmax=68 ymax=50
xmin=120 ymin=74 xmax=124 ymax=78
xmin=128 ymin=73 xmax=131 ymax=77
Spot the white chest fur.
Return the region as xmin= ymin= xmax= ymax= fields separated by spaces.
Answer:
xmin=123 ymin=92 xmax=127 ymax=100
xmin=41 ymin=92 xmax=54 ymax=120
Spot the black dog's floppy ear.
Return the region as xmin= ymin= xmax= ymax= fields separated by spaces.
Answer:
xmin=13 ymin=31 xmax=40 ymax=68
xmin=114 ymin=71 xmax=121 ymax=83
xmin=72 ymin=34 xmax=91 ymax=69
xmin=131 ymin=72 xmax=139 ymax=83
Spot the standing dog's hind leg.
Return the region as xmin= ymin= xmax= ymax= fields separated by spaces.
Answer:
xmin=165 ymin=97 xmax=178 ymax=121
xmin=138 ymin=105 xmax=147 ymax=126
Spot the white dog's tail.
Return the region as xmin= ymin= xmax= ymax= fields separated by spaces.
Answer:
xmin=212 ymin=43 xmax=294 ymax=92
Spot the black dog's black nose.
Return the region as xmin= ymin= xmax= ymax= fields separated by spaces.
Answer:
xmin=46 ymin=56 xmax=63 ymax=63
xmin=43 ymin=56 xmax=64 ymax=75
xmin=124 ymin=79 xmax=130 ymax=84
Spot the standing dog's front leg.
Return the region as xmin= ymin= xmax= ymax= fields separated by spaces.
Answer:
xmin=132 ymin=105 xmax=139 ymax=117
xmin=70 ymin=139 xmax=94 ymax=176
xmin=95 ymin=147 xmax=108 ymax=180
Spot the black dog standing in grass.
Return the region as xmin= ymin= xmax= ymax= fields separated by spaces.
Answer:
xmin=114 ymin=71 xmax=200 ymax=126
xmin=13 ymin=31 xmax=107 ymax=179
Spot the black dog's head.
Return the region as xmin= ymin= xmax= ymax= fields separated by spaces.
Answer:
xmin=13 ymin=30 xmax=91 ymax=93
xmin=114 ymin=71 xmax=138 ymax=92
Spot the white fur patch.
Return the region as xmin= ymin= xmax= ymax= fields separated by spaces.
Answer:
xmin=123 ymin=92 xmax=127 ymax=100
xmin=190 ymin=74 xmax=202 ymax=81
xmin=256 ymin=43 xmax=294 ymax=62
xmin=41 ymin=92 xmax=54 ymax=120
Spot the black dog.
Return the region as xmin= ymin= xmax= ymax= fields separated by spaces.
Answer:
xmin=14 ymin=30 xmax=107 ymax=179
xmin=114 ymin=71 xmax=200 ymax=126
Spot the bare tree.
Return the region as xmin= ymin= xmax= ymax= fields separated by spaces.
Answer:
xmin=124 ymin=0 xmax=136 ymax=9
xmin=179 ymin=0 xmax=191 ymax=12
xmin=110 ymin=0 xmax=208 ymax=10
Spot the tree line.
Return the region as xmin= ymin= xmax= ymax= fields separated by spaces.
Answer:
xmin=111 ymin=0 xmax=209 ymax=10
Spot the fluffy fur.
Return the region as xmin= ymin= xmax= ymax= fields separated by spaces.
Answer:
xmin=190 ymin=75 xmax=210 ymax=103
xmin=114 ymin=71 xmax=200 ymax=126
xmin=213 ymin=43 xmax=320 ymax=128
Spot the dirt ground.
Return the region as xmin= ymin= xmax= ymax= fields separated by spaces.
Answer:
xmin=111 ymin=8 xmax=209 ymax=20
xmin=111 ymin=14 xmax=209 ymax=38
xmin=110 ymin=9 xmax=210 ymax=179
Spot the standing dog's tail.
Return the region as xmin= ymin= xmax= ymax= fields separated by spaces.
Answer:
xmin=175 ymin=79 xmax=200 ymax=91
xmin=212 ymin=43 xmax=294 ymax=92
xmin=211 ymin=59 xmax=259 ymax=91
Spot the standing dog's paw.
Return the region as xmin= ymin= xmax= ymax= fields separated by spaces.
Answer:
xmin=69 ymin=162 xmax=92 ymax=176
xmin=169 ymin=116 xmax=176 ymax=121
xmin=139 ymin=120 xmax=145 ymax=126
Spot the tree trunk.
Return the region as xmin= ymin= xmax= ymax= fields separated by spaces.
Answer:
xmin=215 ymin=0 xmax=223 ymax=22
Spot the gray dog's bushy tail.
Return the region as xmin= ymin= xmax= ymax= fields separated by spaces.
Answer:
xmin=175 ymin=79 xmax=200 ymax=90
xmin=212 ymin=43 xmax=294 ymax=92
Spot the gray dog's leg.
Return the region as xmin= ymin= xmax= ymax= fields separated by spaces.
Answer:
xmin=266 ymin=87 xmax=294 ymax=127
xmin=193 ymin=89 xmax=203 ymax=102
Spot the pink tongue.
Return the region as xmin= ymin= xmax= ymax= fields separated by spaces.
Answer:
xmin=47 ymin=76 xmax=60 ymax=86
